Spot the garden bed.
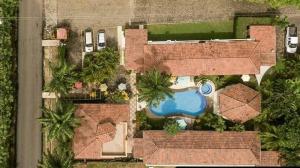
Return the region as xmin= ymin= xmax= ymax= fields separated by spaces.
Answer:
xmin=147 ymin=20 xmax=234 ymax=41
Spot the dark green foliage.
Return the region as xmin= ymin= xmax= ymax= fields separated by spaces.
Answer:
xmin=137 ymin=69 xmax=174 ymax=107
xmin=82 ymin=48 xmax=119 ymax=84
xmin=193 ymin=112 xmax=227 ymax=132
xmin=0 ymin=0 xmax=18 ymax=167
xmin=46 ymin=46 xmax=78 ymax=95
xmin=258 ymin=57 xmax=300 ymax=166
xmin=272 ymin=15 xmax=289 ymax=30
xmin=39 ymin=101 xmax=80 ymax=142
xmin=38 ymin=147 xmax=73 ymax=168
xmin=163 ymin=119 xmax=181 ymax=136
xmin=229 ymin=123 xmax=246 ymax=132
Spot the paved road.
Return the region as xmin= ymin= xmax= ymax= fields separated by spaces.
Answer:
xmin=17 ymin=0 xmax=43 ymax=167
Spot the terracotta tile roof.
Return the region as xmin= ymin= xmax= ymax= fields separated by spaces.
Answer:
xmin=143 ymin=41 xmax=260 ymax=75
xmin=260 ymin=151 xmax=281 ymax=167
xmin=125 ymin=29 xmax=148 ymax=71
xmin=250 ymin=26 xmax=276 ymax=66
xmin=125 ymin=26 xmax=276 ymax=76
xmin=73 ymin=104 xmax=129 ymax=160
xmin=96 ymin=122 xmax=116 ymax=143
xmin=133 ymin=131 xmax=261 ymax=166
xmin=219 ymin=83 xmax=261 ymax=123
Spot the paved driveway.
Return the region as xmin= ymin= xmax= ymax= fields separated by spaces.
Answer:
xmin=17 ymin=0 xmax=43 ymax=167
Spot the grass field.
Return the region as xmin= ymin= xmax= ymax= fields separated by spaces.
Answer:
xmin=147 ymin=21 xmax=234 ymax=41
xmin=234 ymin=16 xmax=274 ymax=38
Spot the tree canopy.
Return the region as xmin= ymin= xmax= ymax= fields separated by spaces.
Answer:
xmin=137 ymin=69 xmax=174 ymax=107
xmin=46 ymin=46 xmax=78 ymax=96
xmin=39 ymin=100 xmax=80 ymax=142
xmin=258 ymin=57 xmax=300 ymax=166
xmin=82 ymin=47 xmax=119 ymax=84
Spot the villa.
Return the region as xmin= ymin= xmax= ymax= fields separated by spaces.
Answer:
xmin=125 ymin=26 xmax=276 ymax=76
xmin=133 ymin=131 xmax=280 ymax=167
xmin=73 ymin=104 xmax=129 ymax=160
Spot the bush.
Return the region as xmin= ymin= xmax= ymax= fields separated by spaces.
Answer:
xmin=82 ymin=48 xmax=119 ymax=84
xmin=163 ymin=119 xmax=181 ymax=136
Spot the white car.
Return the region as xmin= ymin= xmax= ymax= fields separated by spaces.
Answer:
xmin=84 ymin=29 xmax=93 ymax=53
xmin=286 ymin=26 xmax=298 ymax=53
xmin=97 ymin=31 xmax=106 ymax=50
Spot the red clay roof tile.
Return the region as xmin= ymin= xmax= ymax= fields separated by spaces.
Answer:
xmin=73 ymin=104 xmax=129 ymax=160
xmin=133 ymin=131 xmax=261 ymax=166
xmin=125 ymin=26 xmax=276 ymax=75
xmin=219 ymin=83 xmax=261 ymax=123
xmin=260 ymin=151 xmax=281 ymax=167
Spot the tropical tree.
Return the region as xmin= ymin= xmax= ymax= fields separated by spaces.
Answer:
xmin=258 ymin=56 xmax=300 ymax=166
xmin=39 ymin=101 xmax=80 ymax=142
xmin=82 ymin=47 xmax=119 ymax=84
xmin=38 ymin=147 xmax=73 ymax=168
xmin=163 ymin=119 xmax=181 ymax=136
xmin=137 ymin=69 xmax=174 ymax=106
xmin=46 ymin=46 xmax=78 ymax=96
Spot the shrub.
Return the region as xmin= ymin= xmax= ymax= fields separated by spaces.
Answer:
xmin=163 ymin=119 xmax=181 ymax=136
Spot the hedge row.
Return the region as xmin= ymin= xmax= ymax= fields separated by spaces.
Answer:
xmin=0 ymin=0 xmax=18 ymax=167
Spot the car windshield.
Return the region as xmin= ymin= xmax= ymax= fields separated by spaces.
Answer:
xmin=289 ymin=44 xmax=297 ymax=48
xmin=99 ymin=42 xmax=105 ymax=47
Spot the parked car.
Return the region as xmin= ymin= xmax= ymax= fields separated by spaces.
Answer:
xmin=286 ymin=26 xmax=298 ymax=53
xmin=97 ymin=30 xmax=106 ymax=50
xmin=84 ymin=29 xmax=93 ymax=53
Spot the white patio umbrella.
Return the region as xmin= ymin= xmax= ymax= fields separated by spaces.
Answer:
xmin=176 ymin=119 xmax=187 ymax=130
xmin=241 ymin=75 xmax=251 ymax=82
xmin=118 ymin=83 xmax=127 ymax=91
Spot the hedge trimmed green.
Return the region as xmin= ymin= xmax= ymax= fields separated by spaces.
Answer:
xmin=0 ymin=0 xmax=18 ymax=167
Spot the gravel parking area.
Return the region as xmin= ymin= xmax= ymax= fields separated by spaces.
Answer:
xmin=133 ymin=0 xmax=269 ymax=24
xmin=57 ymin=0 xmax=134 ymax=64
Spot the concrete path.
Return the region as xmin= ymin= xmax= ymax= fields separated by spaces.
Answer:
xmin=17 ymin=0 xmax=43 ymax=167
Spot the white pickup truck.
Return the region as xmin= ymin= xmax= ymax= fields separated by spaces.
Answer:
xmin=286 ymin=26 xmax=298 ymax=53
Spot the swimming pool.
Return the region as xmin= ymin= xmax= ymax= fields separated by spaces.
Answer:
xmin=149 ymin=88 xmax=207 ymax=117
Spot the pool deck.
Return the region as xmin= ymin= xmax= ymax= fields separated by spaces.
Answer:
xmin=170 ymin=76 xmax=196 ymax=90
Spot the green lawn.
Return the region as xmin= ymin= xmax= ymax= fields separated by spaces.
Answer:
xmin=147 ymin=20 xmax=234 ymax=41
xmin=234 ymin=16 xmax=274 ymax=38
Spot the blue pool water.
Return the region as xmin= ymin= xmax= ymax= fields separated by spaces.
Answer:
xmin=149 ymin=89 xmax=207 ymax=116
xmin=201 ymin=83 xmax=212 ymax=94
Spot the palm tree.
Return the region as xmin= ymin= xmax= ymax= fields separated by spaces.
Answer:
xmin=46 ymin=46 xmax=78 ymax=96
xmin=137 ymin=69 xmax=174 ymax=107
xmin=38 ymin=147 xmax=73 ymax=168
xmin=39 ymin=101 xmax=80 ymax=142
